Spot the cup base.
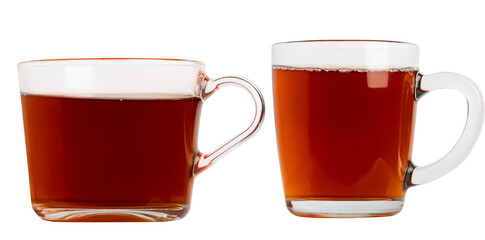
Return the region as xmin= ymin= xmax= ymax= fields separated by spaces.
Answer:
xmin=32 ymin=203 xmax=189 ymax=222
xmin=286 ymin=198 xmax=404 ymax=218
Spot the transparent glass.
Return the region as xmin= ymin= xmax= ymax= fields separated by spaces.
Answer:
xmin=272 ymin=40 xmax=484 ymax=217
xmin=18 ymin=58 xmax=265 ymax=222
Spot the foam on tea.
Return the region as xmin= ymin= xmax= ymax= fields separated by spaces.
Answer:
xmin=20 ymin=92 xmax=197 ymax=100
xmin=272 ymin=64 xmax=417 ymax=73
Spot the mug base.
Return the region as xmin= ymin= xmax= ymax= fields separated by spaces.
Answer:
xmin=286 ymin=198 xmax=404 ymax=218
xmin=32 ymin=203 xmax=189 ymax=222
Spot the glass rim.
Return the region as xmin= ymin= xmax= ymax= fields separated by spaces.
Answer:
xmin=273 ymin=39 xmax=418 ymax=48
xmin=18 ymin=58 xmax=204 ymax=67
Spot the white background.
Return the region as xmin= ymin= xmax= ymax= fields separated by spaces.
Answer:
xmin=0 ymin=0 xmax=483 ymax=239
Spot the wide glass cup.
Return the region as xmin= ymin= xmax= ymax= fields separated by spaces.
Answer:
xmin=19 ymin=58 xmax=264 ymax=222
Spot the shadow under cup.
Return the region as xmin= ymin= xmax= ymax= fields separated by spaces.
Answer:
xmin=272 ymin=40 xmax=483 ymax=217
xmin=18 ymin=58 xmax=264 ymax=222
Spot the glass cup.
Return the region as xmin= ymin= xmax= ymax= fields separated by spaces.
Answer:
xmin=272 ymin=40 xmax=484 ymax=217
xmin=18 ymin=58 xmax=264 ymax=222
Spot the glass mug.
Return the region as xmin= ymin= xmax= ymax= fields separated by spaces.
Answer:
xmin=18 ymin=58 xmax=264 ymax=222
xmin=272 ymin=40 xmax=484 ymax=217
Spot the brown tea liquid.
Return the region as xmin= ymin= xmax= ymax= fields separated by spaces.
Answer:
xmin=273 ymin=66 xmax=417 ymax=201
xmin=21 ymin=94 xmax=202 ymax=221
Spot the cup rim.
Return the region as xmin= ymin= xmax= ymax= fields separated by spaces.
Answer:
xmin=273 ymin=39 xmax=418 ymax=48
xmin=18 ymin=58 xmax=204 ymax=67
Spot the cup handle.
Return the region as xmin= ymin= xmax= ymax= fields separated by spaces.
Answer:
xmin=194 ymin=76 xmax=265 ymax=175
xmin=410 ymin=72 xmax=484 ymax=185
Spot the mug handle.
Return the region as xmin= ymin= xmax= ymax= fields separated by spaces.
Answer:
xmin=194 ymin=76 xmax=265 ymax=175
xmin=410 ymin=72 xmax=484 ymax=185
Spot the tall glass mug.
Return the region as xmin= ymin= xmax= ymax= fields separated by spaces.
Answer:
xmin=18 ymin=58 xmax=264 ymax=222
xmin=272 ymin=40 xmax=484 ymax=217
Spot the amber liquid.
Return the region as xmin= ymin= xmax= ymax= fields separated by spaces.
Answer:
xmin=21 ymin=94 xmax=202 ymax=221
xmin=273 ymin=67 xmax=417 ymax=201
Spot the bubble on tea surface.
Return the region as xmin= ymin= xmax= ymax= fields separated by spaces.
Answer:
xmin=272 ymin=65 xmax=417 ymax=73
xmin=20 ymin=92 xmax=196 ymax=100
